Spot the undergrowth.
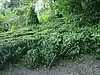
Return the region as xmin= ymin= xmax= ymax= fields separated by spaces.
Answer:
xmin=0 ymin=17 xmax=100 ymax=69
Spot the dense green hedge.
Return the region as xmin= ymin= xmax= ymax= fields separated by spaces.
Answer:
xmin=1 ymin=18 xmax=100 ymax=69
xmin=24 ymin=29 xmax=100 ymax=68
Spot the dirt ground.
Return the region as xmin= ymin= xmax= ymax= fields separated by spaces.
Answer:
xmin=0 ymin=56 xmax=100 ymax=75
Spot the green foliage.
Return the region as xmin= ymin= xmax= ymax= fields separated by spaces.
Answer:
xmin=25 ymin=49 xmax=41 ymax=68
xmin=1 ymin=0 xmax=100 ymax=70
xmin=67 ymin=0 xmax=100 ymax=24
xmin=82 ymin=0 xmax=100 ymax=24
xmin=39 ymin=10 xmax=50 ymax=22
xmin=0 ymin=7 xmax=27 ymax=30
xmin=0 ymin=25 xmax=3 ymax=32
xmin=55 ymin=0 xmax=100 ymax=24
xmin=11 ymin=18 xmax=100 ymax=68
xmin=13 ymin=6 xmax=28 ymax=16
xmin=4 ymin=0 xmax=21 ymax=8
xmin=0 ymin=14 xmax=7 ymax=21
xmin=67 ymin=0 xmax=82 ymax=14
xmin=0 ymin=13 xmax=8 ymax=32
xmin=21 ymin=0 xmax=36 ymax=5
xmin=0 ymin=39 xmax=26 ymax=64
xmin=10 ymin=7 xmax=27 ymax=27
xmin=26 ymin=7 xmax=39 ymax=26
xmin=1 ymin=9 xmax=100 ymax=69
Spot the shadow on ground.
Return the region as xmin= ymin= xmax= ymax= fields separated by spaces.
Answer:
xmin=0 ymin=56 xmax=100 ymax=75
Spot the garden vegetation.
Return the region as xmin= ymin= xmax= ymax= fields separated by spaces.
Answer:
xmin=0 ymin=0 xmax=100 ymax=70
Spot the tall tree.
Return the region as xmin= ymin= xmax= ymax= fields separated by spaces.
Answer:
xmin=26 ymin=6 xmax=39 ymax=26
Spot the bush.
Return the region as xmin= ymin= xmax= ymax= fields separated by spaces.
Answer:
xmin=0 ymin=39 xmax=29 ymax=69
xmin=24 ymin=49 xmax=41 ymax=68
xmin=24 ymin=23 xmax=100 ymax=68
xmin=39 ymin=10 xmax=50 ymax=22
xmin=0 ymin=13 xmax=8 ymax=32
xmin=26 ymin=7 xmax=39 ymax=26
xmin=1 ymin=17 xmax=100 ymax=69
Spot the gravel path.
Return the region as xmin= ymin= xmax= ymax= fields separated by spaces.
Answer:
xmin=0 ymin=56 xmax=100 ymax=75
